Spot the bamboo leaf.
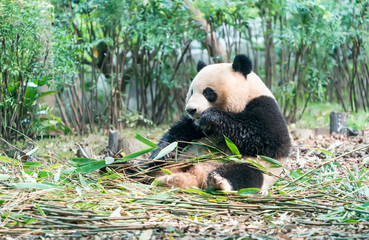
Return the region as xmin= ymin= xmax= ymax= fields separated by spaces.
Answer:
xmin=105 ymin=156 xmax=115 ymax=164
xmin=75 ymin=160 xmax=107 ymax=174
xmin=35 ymin=204 xmax=46 ymax=217
xmin=135 ymin=134 xmax=157 ymax=148
xmin=0 ymin=155 xmax=20 ymax=165
xmin=79 ymin=174 xmax=89 ymax=188
xmin=153 ymin=142 xmax=178 ymax=160
xmin=161 ymin=168 xmax=173 ymax=175
xmin=258 ymin=155 xmax=283 ymax=167
xmin=69 ymin=158 xmax=97 ymax=166
xmin=184 ymin=188 xmax=212 ymax=196
xmin=116 ymin=148 xmax=156 ymax=161
xmin=224 ymin=135 xmax=241 ymax=156
xmin=0 ymin=174 xmax=11 ymax=181
xmin=14 ymin=182 xmax=56 ymax=190
xmin=237 ymin=188 xmax=260 ymax=195
xmin=316 ymin=148 xmax=335 ymax=156
xmin=23 ymin=162 xmax=43 ymax=169
xmin=76 ymin=186 xmax=82 ymax=197
xmin=44 ymin=164 xmax=63 ymax=170
xmin=25 ymin=146 xmax=39 ymax=156
xmin=246 ymin=159 xmax=266 ymax=171
xmin=53 ymin=168 xmax=61 ymax=184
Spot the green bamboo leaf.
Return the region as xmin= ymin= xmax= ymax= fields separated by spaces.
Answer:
xmin=153 ymin=142 xmax=178 ymax=160
xmin=269 ymin=164 xmax=283 ymax=169
xmin=161 ymin=168 xmax=173 ymax=175
xmin=224 ymin=135 xmax=241 ymax=156
xmin=258 ymin=155 xmax=283 ymax=167
xmin=100 ymin=173 xmax=123 ymax=180
xmin=246 ymin=159 xmax=266 ymax=171
xmin=151 ymin=179 xmax=163 ymax=187
xmin=135 ymin=134 xmax=157 ymax=148
xmin=44 ymin=163 xmax=63 ymax=170
xmin=75 ymin=160 xmax=107 ymax=174
xmin=289 ymin=170 xmax=304 ymax=180
xmin=69 ymin=158 xmax=97 ymax=166
xmin=0 ymin=155 xmax=20 ymax=165
xmin=116 ymin=148 xmax=156 ymax=161
xmin=35 ymin=204 xmax=46 ymax=217
xmin=125 ymin=148 xmax=154 ymax=159
xmin=23 ymin=162 xmax=44 ymax=169
xmin=148 ymin=193 xmax=173 ymax=201
xmin=316 ymin=148 xmax=335 ymax=156
xmin=14 ymin=182 xmax=56 ymax=190
xmin=237 ymin=188 xmax=260 ymax=195
xmin=79 ymin=174 xmax=89 ymax=188
xmin=184 ymin=188 xmax=212 ymax=196
xmin=343 ymin=219 xmax=359 ymax=223
xmin=226 ymin=156 xmax=245 ymax=163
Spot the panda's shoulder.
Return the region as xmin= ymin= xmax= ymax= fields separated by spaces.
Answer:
xmin=243 ymin=96 xmax=286 ymax=126
xmin=246 ymin=95 xmax=279 ymax=111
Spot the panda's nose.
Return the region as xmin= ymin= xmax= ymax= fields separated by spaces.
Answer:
xmin=186 ymin=108 xmax=197 ymax=116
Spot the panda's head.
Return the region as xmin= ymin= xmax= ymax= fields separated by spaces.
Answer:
xmin=186 ymin=54 xmax=274 ymax=123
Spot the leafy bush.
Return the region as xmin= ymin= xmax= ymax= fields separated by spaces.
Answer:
xmin=0 ymin=0 xmax=71 ymax=141
xmin=119 ymin=112 xmax=154 ymax=128
xmin=2 ymin=0 xmax=368 ymax=136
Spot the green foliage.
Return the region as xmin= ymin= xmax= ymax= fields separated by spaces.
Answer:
xmin=0 ymin=0 xmax=71 ymax=141
xmin=119 ymin=112 xmax=154 ymax=128
xmin=50 ymin=0 xmax=202 ymax=131
xmin=2 ymin=0 xmax=368 ymax=136
xmin=275 ymin=0 xmax=369 ymax=119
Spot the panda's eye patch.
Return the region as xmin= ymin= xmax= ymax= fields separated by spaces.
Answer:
xmin=203 ymin=87 xmax=217 ymax=102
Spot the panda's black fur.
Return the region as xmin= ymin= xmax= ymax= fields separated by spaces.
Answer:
xmin=149 ymin=54 xmax=291 ymax=191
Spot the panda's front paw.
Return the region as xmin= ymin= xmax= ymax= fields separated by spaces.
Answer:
xmin=199 ymin=108 xmax=221 ymax=130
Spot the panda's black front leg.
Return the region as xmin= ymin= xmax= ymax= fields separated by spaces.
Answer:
xmin=149 ymin=115 xmax=206 ymax=164
xmin=199 ymin=108 xmax=230 ymax=132
xmin=199 ymin=108 xmax=249 ymax=153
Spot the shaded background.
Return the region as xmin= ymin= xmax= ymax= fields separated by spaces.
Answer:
xmin=0 ymin=0 xmax=368 ymax=140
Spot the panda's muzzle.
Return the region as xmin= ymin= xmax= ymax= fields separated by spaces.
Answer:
xmin=186 ymin=108 xmax=201 ymax=122
xmin=186 ymin=108 xmax=197 ymax=116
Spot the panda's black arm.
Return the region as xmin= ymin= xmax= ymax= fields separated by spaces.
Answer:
xmin=199 ymin=96 xmax=291 ymax=159
xmin=149 ymin=115 xmax=206 ymax=160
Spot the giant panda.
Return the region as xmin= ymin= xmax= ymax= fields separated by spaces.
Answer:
xmin=149 ymin=54 xmax=291 ymax=192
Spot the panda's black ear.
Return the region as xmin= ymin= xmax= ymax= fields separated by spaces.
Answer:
xmin=232 ymin=54 xmax=253 ymax=77
xmin=197 ymin=60 xmax=207 ymax=73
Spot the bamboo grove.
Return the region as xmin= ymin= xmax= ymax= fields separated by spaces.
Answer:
xmin=0 ymin=0 xmax=368 ymax=139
